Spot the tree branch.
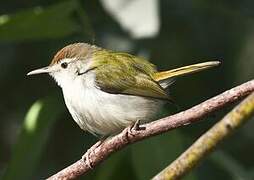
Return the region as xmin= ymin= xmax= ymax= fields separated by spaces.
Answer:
xmin=152 ymin=91 xmax=254 ymax=180
xmin=47 ymin=80 xmax=254 ymax=180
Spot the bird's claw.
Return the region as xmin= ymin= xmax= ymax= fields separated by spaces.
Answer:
xmin=82 ymin=151 xmax=93 ymax=169
xmin=127 ymin=120 xmax=146 ymax=136
xmin=82 ymin=140 xmax=103 ymax=169
xmin=133 ymin=119 xmax=146 ymax=131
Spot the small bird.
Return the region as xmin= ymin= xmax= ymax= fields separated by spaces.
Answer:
xmin=27 ymin=43 xmax=220 ymax=136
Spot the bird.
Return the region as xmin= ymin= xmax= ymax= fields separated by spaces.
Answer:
xmin=27 ymin=43 xmax=220 ymax=137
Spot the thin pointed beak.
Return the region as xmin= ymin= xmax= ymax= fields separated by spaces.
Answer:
xmin=27 ymin=66 xmax=52 ymax=76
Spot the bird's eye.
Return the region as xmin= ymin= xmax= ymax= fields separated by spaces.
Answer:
xmin=61 ymin=62 xmax=68 ymax=69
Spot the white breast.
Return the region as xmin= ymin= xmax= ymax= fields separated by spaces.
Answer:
xmin=61 ymin=72 xmax=164 ymax=136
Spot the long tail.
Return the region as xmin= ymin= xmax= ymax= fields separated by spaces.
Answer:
xmin=153 ymin=61 xmax=221 ymax=82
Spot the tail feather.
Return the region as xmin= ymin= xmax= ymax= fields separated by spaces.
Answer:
xmin=153 ymin=61 xmax=220 ymax=82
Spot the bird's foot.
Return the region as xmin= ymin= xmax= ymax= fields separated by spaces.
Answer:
xmin=127 ymin=120 xmax=146 ymax=136
xmin=133 ymin=119 xmax=146 ymax=131
xmin=82 ymin=140 xmax=103 ymax=169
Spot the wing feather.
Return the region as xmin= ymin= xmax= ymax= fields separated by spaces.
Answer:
xmin=94 ymin=52 xmax=170 ymax=100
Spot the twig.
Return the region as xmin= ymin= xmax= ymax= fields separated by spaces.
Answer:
xmin=152 ymin=91 xmax=254 ymax=180
xmin=47 ymin=80 xmax=254 ymax=180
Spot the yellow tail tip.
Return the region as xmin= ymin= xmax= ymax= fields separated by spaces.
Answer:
xmin=154 ymin=60 xmax=221 ymax=82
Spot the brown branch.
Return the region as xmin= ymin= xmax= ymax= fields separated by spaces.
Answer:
xmin=47 ymin=80 xmax=254 ymax=180
xmin=152 ymin=91 xmax=254 ymax=180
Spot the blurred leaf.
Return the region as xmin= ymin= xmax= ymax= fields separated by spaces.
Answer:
xmin=210 ymin=151 xmax=251 ymax=180
xmin=2 ymin=95 xmax=64 ymax=180
xmin=183 ymin=172 xmax=197 ymax=180
xmin=0 ymin=0 xmax=88 ymax=41
xmin=101 ymin=0 xmax=160 ymax=39
xmin=95 ymin=150 xmax=125 ymax=180
xmin=95 ymin=149 xmax=136 ymax=180
xmin=131 ymin=130 xmax=186 ymax=179
xmin=247 ymin=168 xmax=254 ymax=179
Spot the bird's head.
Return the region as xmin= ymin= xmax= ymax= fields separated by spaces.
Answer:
xmin=27 ymin=43 xmax=99 ymax=88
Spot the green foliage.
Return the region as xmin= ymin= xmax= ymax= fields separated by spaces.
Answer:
xmin=94 ymin=149 xmax=136 ymax=180
xmin=210 ymin=151 xmax=252 ymax=180
xmin=0 ymin=1 xmax=89 ymax=41
xmin=131 ymin=131 xmax=184 ymax=179
xmin=2 ymin=96 xmax=64 ymax=180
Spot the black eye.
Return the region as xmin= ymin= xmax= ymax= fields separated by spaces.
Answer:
xmin=61 ymin=62 xmax=68 ymax=69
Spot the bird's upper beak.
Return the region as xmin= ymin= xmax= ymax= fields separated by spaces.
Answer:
xmin=27 ymin=66 xmax=52 ymax=76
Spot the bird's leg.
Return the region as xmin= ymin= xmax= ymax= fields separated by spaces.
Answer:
xmin=127 ymin=119 xmax=146 ymax=136
xmin=133 ymin=119 xmax=146 ymax=131
xmin=82 ymin=136 xmax=108 ymax=169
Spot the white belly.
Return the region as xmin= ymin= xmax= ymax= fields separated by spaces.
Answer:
xmin=62 ymin=73 xmax=164 ymax=136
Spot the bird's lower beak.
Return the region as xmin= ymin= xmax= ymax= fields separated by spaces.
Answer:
xmin=27 ymin=66 xmax=52 ymax=76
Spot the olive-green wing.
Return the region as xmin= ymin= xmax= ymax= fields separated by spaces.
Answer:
xmin=94 ymin=52 xmax=170 ymax=100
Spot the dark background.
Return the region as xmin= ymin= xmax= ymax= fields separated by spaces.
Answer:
xmin=1 ymin=1 xmax=254 ymax=179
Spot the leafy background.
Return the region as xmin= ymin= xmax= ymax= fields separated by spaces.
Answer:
xmin=1 ymin=0 xmax=254 ymax=179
